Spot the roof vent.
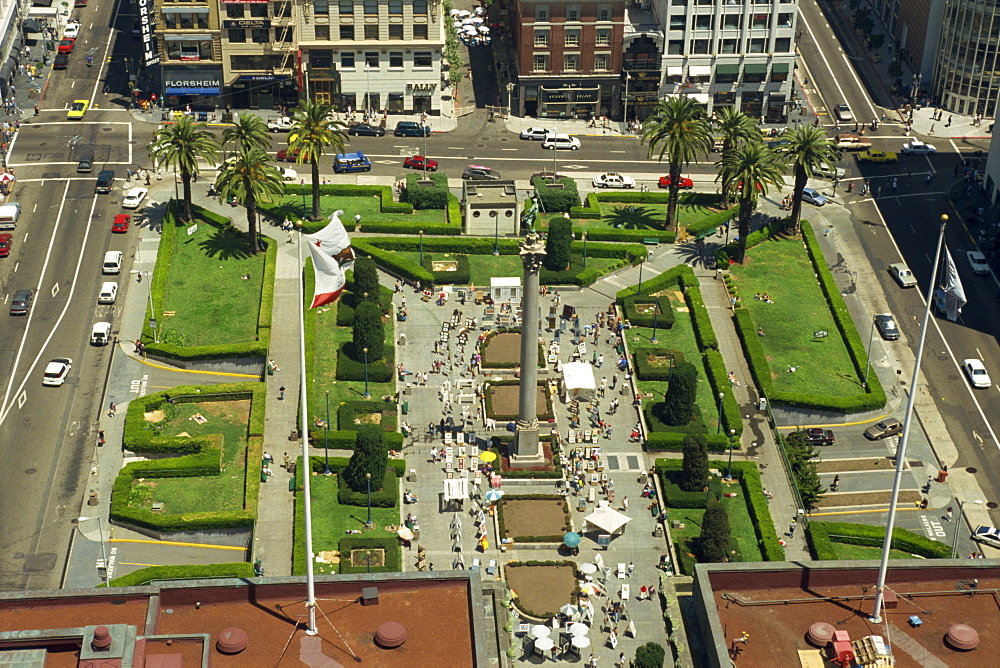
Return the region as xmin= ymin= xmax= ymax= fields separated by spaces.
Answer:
xmin=216 ymin=627 xmax=249 ymax=654
xmin=374 ymin=621 xmax=407 ymax=649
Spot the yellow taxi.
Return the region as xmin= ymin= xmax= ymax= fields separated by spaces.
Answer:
xmin=67 ymin=100 xmax=89 ymax=120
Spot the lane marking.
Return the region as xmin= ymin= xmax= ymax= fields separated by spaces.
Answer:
xmin=110 ymin=538 xmax=246 ymax=551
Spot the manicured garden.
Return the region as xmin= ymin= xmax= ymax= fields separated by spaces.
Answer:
xmin=393 ymin=250 xmax=621 ymax=287
xmin=262 ymin=193 xmax=445 ymax=228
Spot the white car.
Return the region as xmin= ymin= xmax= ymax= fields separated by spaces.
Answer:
xmin=63 ymin=22 xmax=80 ymax=40
xmin=834 ymin=103 xmax=853 ymax=121
xmin=593 ymin=173 xmax=636 ymax=189
xmin=98 ymin=282 xmax=118 ymax=304
xmin=91 ymin=322 xmax=111 ymax=346
xmin=972 ymin=525 xmax=1000 ymax=550
xmin=541 ymin=133 xmax=581 ymax=150
xmin=967 ymin=250 xmax=990 ymax=275
xmin=815 ymin=164 xmax=846 ymax=179
xmin=122 ymin=187 xmax=148 ymax=209
xmin=281 ymin=168 xmax=298 ymax=181
xmin=963 ymin=358 xmax=991 ymax=388
xmin=901 ymin=141 xmax=937 ymax=155
xmin=519 ymin=127 xmax=549 ymax=140
xmin=103 ymin=250 xmax=123 ymax=275
xmin=42 ymin=357 xmax=73 ymax=386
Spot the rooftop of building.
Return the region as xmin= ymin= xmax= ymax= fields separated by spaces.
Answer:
xmin=693 ymin=560 xmax=1000 ymax=668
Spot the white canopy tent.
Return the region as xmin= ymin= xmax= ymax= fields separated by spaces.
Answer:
xmin=561 ymin=361 xmax=596 ymax=402
xmin=444 ymin=478 xmax=469 ymax=501
xmin=584 ymin=501 xmax=632 ymax=535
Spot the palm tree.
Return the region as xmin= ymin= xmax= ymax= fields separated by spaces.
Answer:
xmin=214 ymin=146 xmax=285 ymax=254
xmin=641 ymin=97 xmax=713 ymax=233
xmin=712 ymin=108 xmax=761 ymax=208
xmin=782 ymin=126 xmax=839 ymax=232
xmin=221 ymin=113 xmax=271 ymax=156
xmin=287 ymin=99 xmax=346 ymax=220
xmin=717 ymin=142 xmax=787 ymax=263
xmin=150 ymin=116 xmax=220 ymax=222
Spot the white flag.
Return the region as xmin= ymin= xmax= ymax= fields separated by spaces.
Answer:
xmin=941 ymin=247 xmax=966 ymax=322
xmin=308 ymin=239 xmax=346 ymax=308
xmin=305 ymin=209 xmax=354 ymax=269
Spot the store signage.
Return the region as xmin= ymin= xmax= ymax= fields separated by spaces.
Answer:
xmin=137 ymin=0 xmax=159 ymax=66
xmin=239 ymin=74 xmax=290 ymax=81
xmin=222 ymin=19 xmax=270 ymax=28
xmin=406 ymin=82 xmax=437 ymax=91
xmin=224 ymin=0 xmax=269 ymax=3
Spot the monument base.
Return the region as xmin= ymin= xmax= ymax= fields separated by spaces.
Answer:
xmin=510 ymin=425 xmax=545 ymax=468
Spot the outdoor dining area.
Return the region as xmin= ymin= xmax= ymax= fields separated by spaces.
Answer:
xmin=450 ymin=6 xmax=492 ymax=45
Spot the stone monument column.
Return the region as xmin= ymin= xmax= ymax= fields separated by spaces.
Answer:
xmin=512 ymin=232 xmax=546 ymax=466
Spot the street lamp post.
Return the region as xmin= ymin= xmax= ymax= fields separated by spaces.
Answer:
xmin=419 ymin=229 xmax=425 ymax=266
xmin=362 ymin=347 xmax=371 ymax=399
xmin=78 ymin=516 xmax=109 ymax=581
xmin=323 ymin=390 xmax=331 ymax=474
xmin=300 ymin=179 xmax=306 ymax=212
xmin=863 ymin=316 xmax=877 ymax=390
xmin=492 ymin=211 xmax=500 ymax=255
xmin=952 ymin=498 xmax=983 ymax=557
xmin=725 ymin=428 xmax=736 ymax=480
xmin=582 ymin=231 xmax=587 ymax=268
xmin=650 ymin=309 xmax=659 ymax=344
xmin=716 ymin=391 xmax=725 ymax=434
xmin=365 ymin=472 xmax=374 ymax=529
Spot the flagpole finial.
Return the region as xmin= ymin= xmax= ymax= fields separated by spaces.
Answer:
xmin=940 ymin=214 xmax=948 ymax=223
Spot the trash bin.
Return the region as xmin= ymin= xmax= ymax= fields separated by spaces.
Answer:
xmin=937 ymin=469 xmax=948 ymax=483
xmin=288 ymin=476 xmax=296 ymax=491
xmin=402 ymin=401 xmax=409 ymax=415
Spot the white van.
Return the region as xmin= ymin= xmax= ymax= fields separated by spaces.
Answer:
xmin=0 ymin=202 xmax=21 ymax=230
xmin=98 ymin=282 xmax=118 ymax=304
xmin=91 ymin=322 xmax=111 ymax=346
xmin=102 ymin=251 xmax=123 ymax=274
xmin=541 ymin=133 xmax=581 ymax=150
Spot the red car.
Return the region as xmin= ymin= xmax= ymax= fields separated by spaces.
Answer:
xmin=58 ymin=40 xmax=75 ymax=54
xmin=0 ymin=233 xmax=11 ymax=257
xmin=112 ymin=214 xmax=130 ymax=233
xmin=658 ymin=175 xmax=694 ymax=189
xmin=403 ymin=155 xmax=438 ymax=171
xmin=276 ymin=148 xmax=300 ymax=162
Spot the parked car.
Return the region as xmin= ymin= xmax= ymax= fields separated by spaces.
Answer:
xmin=814 ymin=164 xmax=847 ymax=179
xmin=462 ymin=165 xmax=501 ymax=180
xmin=42 ymin=358 xmax=73 ymax=387
xmin=58 ymin=39 xmax=75 ymax=54
xmin=966 ymin=250 xmax=990 ymax=275
xmin=805 ymin=428 xmax=835 ymax=446
xmin=834 ymin=103 xmax=853 ymax=121
xmin=121 ymin=187 xmax=148 ymax=209
xmin=801 ymin=187 xmax=828 ymax=206
xmin=901 ymin=141 xmax=936 ymax=155
xmin=280 ymin=168 xmax=298 ymax=181
xmin=857 ymin=149 xmax=898 ymax=163
xmin=394 ymin=121 xmax=430 ymax=137
xmin=971 ymin=525 xmax=1000 ymax=550
xmin=889 ymin=262 xmax=918 ymax=288
xmin=102 ymin=250 xmax=123 ymax=274
xmin=9 ymin=289 xmax=32 ymax=315
xmin=519 ymin=127 xmax=549 ymax=140
xmin=593 ymin=172 xmax=636 ymax=189
xmin=111 ymin=214 xmax=130 ymax=233
xmin=0 ymin=232 xmax=11 ymax=257
xmin=658 ymin=175 xmax=694 ymax=189
xmin=91 ymin=322 xmax=111 ymax=346
xmin=53 ymin=54 xmax=69 ymax=70
xmin=874 ymin=313 xmax=899 ymax=341
xmin=403 ymin=155 xmax=438 ymax=171
xmin=63 ymin=22 xmax=80 ymax=39
xmin=276 ymin=148 xmax=301 ymax=162
xmin=864 ymin=417 xmax=903 ymax=440
xmin=347 ymin=123 xmax=386 ymax=137
xmin=541 ymin=133 xmax=580 ymax=150
xmin=963 ymin=358 xmax=991 ymax=388
xmin=98 ymin=282 xmax=118 ymax=304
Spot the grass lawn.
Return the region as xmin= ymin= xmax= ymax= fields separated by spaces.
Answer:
xmin=394 ymin=251 xmax=619 ymax=286
xmin=829 ymin=542 xmax=919 ymax=560
xmin=302 ymin=474 xmax=401 ymax=575
xmin=261 ymin=194 xmax=445 ymax=229
xmin=730 ymin=235 xmax=861 ymax=397
xmin=537 ymin=195 xmax=721 ymax=233
xmin=136 ymin=400 xmax=250 ymax=514
xmin=630 ymin=290 xmax=719 ymax=434
xmin=667 ymin=479 xmax=763 ymax=574
xmin=159 ymin=221 xmax=265 ymax=347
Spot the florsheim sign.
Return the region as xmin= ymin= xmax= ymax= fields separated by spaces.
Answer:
xmin=137 ymin=0 xmax=160 ymax=67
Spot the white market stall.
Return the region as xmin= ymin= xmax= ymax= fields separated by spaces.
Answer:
xmin=490 ymin=277 xmax=521 ymax=305
xmin=561 ymin=361 xmax=596 ymax=402
xmin=583 ymin=501 xmax=632 ymax=540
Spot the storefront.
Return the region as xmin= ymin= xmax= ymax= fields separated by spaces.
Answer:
xmin=538 ymin=86 xmax=601 ymax=119
xmin=162 ymin=65 xmax=223 ymax=109
xmin=229 ymin=73 xmax=298 ymax=110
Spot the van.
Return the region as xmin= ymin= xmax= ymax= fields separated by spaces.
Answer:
xmin=95 ymin=170 xmax=115 ymax=194
xmin=91 ymin=322 xmax=111 ymax=346
xmin=333 ymin=151 xmax=372 ymax=174
xmin=541 ymin=133 xmax=581 ymax=150
xmin=102 ymin=251 xmax=123 ymax=274
xmin=0 ymin=202 xmax=20 ymax=230
xmin=98 ymin=282 xmax=118 ymax=304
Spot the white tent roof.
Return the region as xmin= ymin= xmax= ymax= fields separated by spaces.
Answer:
xmin=584 ymin=501 xmax=632 ymax=534
xmin=444 ymin=477 xmax=469 ymax=501
xmin=491 ymin=277 xmax=521 ymax=288
xmin=562 ymin=361 xmax=597 ymax=391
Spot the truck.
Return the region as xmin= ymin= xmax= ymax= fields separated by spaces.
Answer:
xmin=267 ymin=117 xmax=294 ymax=133
xmin=833 ymin=134 xmax=872 ymax=150
xmin=0 ymin=202 xmax=20 ymax=230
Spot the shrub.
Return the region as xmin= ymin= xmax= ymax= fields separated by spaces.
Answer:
xmin=424 ymin=253 xmax=471 ymax=286
xmin=404 ymin=172 xmax=449 ymax=210
xmin=544 ymin=218 xmax=573 ymax=270
xmin=783 ymin=431 xmax=825 ymax=511
xmin=338 ymin=534 xmax=402 ymax=574
xmin=622 ymin=296 xmax=676 ymax=329
xmin=699 ymin=498 xmax=731 ymax=562
xmin=107 ymin=562 xmax=254 ymax=587
xmin=685 ymin=205 xmax=739 ymax=239
xmin=336 ymin=342 xmax=394 ymax=383
xmin=634 ymin=349 xmax=686 ymax=382
xmin=634 ymin=642 xmax=667 ymax=668
xmin=680 ymin=434 xmax=709 ymax=491
xmin=342 ymin=426 xmax=387 ymax=493
xmin=533 ymin=176 xmax=580 ymax=212
xmin=661 ymin=360 xmax=698 ymax=426
xmin=352 ymin=302 xmax=385 ymax=362
xmin=336 ymin=466 xmax=399 ymax=507
xmin=337 ymin=400 xmax=397 ymax=432
xmin=352 ymin=257 xmax=380 ymax=303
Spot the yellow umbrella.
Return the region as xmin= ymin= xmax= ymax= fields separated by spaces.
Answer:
xmin=479 ymin=451 xmax=498 ymax=463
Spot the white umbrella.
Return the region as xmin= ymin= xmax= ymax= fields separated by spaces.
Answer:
xmin=471 ymin=16 xmax=484 ymax=24
xmin=579 ymin=563 xmax=598 ymax=574
xmin=458 ymin=9 xmax=471 ymax=16
xmin=569 ymin=623 xmax=589 ymax=637
xmin=530 ymin=624 xmax=551 ymax=639
xmin=449 ymin=7 xmax=461 ymax=14
xmin=534 ymin=636 xmax=555 ymax=651
xmin=571 ymin=635 xmax=591 ymax=649
xmin=453 ymin=20 xmax=462 ymax=28
xmin=479 ymin=25 xmax=490 ymax=33
xmin=464 ymin=26 xmax=477 ymax=34
xmin=560 ymin=603 xmax=580 ymax=618
xmin=397 ymin=527 xmax=414 ymax=541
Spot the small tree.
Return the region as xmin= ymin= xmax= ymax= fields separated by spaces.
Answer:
xmin=353 ymin=256 xmax=380 ymax=304
xmin=699 ymin=498 xmax=731 ymax=563
xmin=633 ymin=641 xmax=667 ymax=668
xmin=784 ymin=431 xmax=825 ymax=510
xmin=352 ymin=301 xmax=385 ymax=361
xmin=544 ymin=218 xmax=573 ymax=270
xmin=680 ymin=434 xmax=709 ymax=492
xmin=342 ymin=426 xmax=387 ymax=493
xmin=661 ymin=360 xmax=698 ymax=426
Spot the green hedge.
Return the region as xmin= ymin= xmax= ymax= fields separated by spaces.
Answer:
xmin=533 ymin=176 xmax=581 ymax=212
xmin=336 ymin=341 xmax=396 ymax=383
xmin=684 ymin=205 xmax=739 ymax=240
xmin=337 ymin=467 xmax=400 ymax=508
xmin=107 ymin=562 xmax=255 ymax=587
xmin=582 ymin=227 xmax=677 ymax=244
xmin=480 ymin=328 xmax=545 ymax=369
xmin=659 ymin=469 xmax=721 ymax=509
xmin=703 ymin=349 xmax=741 ymax=437
xmin=306 ymin=428 xmax=405 ymax=451
xmin=616 ymin=264 xmax=692 ymax=301
xmin=403 ymin=171 xmax=449 ymax=209
xmin=714 ymin=214 xmax=794 ymax=267
xmin=272 ymin=184 xmax=412 ymax=233
xmin=339 ymin=534 xmax=402 ymax=574
xmin=685 ymin=284 xmax=718 ymax=351
xmin=486 ymin=435 xmax=565 ymax=479
xmin=336 ymin=282 xmax=394 ymax=326
xmin=807 ymin=521 xmax=951 ymax=561
xmin=646 ymin=431 xmax=730 ymax=452
xmin=622 ymin=296 xmax=675 ymax=329
xmin=424 ymin=252 xmax=471 ymax=285
xmin=634 ymin=349 xmax=687 ymax=382
xmin=337 ymin=400 xmax=398 ymax=432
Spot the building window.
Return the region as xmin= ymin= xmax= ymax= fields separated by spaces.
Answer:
xmin=388 ymin=0 xmax=402 ymax=14
xmin=363 ymin=0 xmax=377 ymax=15
xmin=771 ymin=66 xmax=788 ymax=82
xmin=365 ymin=51 xmax=379 ymax=67
xmin=534 ymin=29 xmax=549 ymax=47
xmin=723 ymin=14 xmax=741 ymax=30
xmin=339 ymin=0 xmax=352 ymax=14
xmin=720 ymin=38 xmax=739 ymax=53
xmin=744 ymin=70 xmax=765 ymax=83
xmin=389 ymin=51 xmax=403 ymax=67
xmin=567 ymin=4 xmax=579 ymax=21
xmin=365 ymin=24 xmax=378 ymax=40
xmin=714 ymin=91 xmax=737 ymax=106
xmin=695 ymin=0 xmax=712 ymax=5
xmin=778 ymin=12 xmax=793 ymax=27
xmin=340 ymin=25 xmax=354 ymax=39
xmin=310 ymin=49 xmax=333 ymax=68
xmin=387 ymin=93 xmax=404 ymax=112
xmin=565 ymin=29 xmax=580 ymax=46
xmin=164 ymin=13 xmax=209 ymax=29
xmin=276 ymin=26 xmax=293 ymax=41
xmin=667 ymin=39 xmax=683 ymax=55
xmin=413 ymin=0 xmax=427 ymax=14
xmin=225 ymin=4 xmax=244 ymax=18
xmin=314 ymin=0 xmax=329 ymax=15
xmin=315 ymin=24 xmax=330 ymax=39
xmin=533 ymin=54 xmax=549 ymax=71
xmin=229 ymin=54 xmax=284 ymax=70
xmin=341 ymin=52 xmax=355 ymax=68
xmin=598 ymin=5 xmax=611 ymax=20
xmin=694 ymin=15 xmax=712 ymax=30
xmin=249 ymin=3 xmax=268 ymax=17
xmin=564 ymin=53 xmax=579 ymax=71
xmin=413 ymin=24 xmax=428 ymax=39
xmin=389 ymin=24 xmax=403 ymax=39
xmin=671 ymin=0 xmax=685 ymax=4
xmin=748 ymin=37 xmax=766 ymax=52
xmin=715 ymin=68 xmax=738 ymax=83
xmin=274 ymin=1 xmax=291 ymax=17
xmin=670 ymin=15 xmax=684 ymax=30
xmin=774 ymin=37 xmax=791 ymax=52
xmin=594 ymin=53 xmax=609 ymax=70
xmin=414 ymin=51 xmax=432 ymax=67
xmin=251 ymin=28 xmax=269 ymax=43
xmin=751 ymin=13 xmax=769 ymax=29
xmin=168 ymin=40 xmax=211 ymax=61
xmin=596 ymin=29 xmax=610 ymax=46
xmin=691 ymin=38 xmax=711 ymax=54
xmin=535 ymin=5 xmax=548 ymax=21
xmin=228 ymin=28 xmax=246 ymax=42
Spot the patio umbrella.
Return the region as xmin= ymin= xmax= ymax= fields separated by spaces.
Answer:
xmin=563 ymin=532 xmax=582 ymax=548
xmin=571 ymin=635 xmax=591 ymax=649
xmin=479 ymin=450 xmax=497 ymax=462
xmin=579 ymin=562 xmax=598 ymax=574
xmin=479 ymin=25 xmax=490 ymax=33
xmin=458 ymin=9 xmax=471 ymax=16
xmin=530 ymin=625 xmax=551 ymax=639
xmin=485 ymin=489 xmax=504 ymax=503
xmin=471 ymin=16 xmax=484 ymax=24
xmin=569 ymin=623 xmax=589 ymax=637
xmin=449 ymin=7 xmax=461 ymax=14
xmin=559 ymin=603 xmax=580 ymax=618
xmin=397 ymin=527 xmax=414 ymax=541
xmin=580 ymin=582 xmax=602 ymax=597
xmin=534 ymin=636 xmax=555 ymax=651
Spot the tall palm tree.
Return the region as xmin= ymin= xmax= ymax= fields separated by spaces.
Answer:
xmin=221 ymin=113 xmax=271 ymax=155
xmin=150 ymin=116 xmax=220 ymax=222
xmin=214 ymin=146 xmax=285 ymax=254
xmin=717 ymin=142 xmax=787 ymax=263
xmin=782 ymin=126 xmax=839 ymax=232
xmin=641 ymin=97 xmax=713 ymax=233
xmin=287 ymin=99 xmax=346 ymax=221
xmin=713 ymin=108 xmax=761 ymax=208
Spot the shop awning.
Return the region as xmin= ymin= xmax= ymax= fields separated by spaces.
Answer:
xmin=771 ymin=62 xmax=790 ymax=73
xmin=688 ymin=65 xmax=712 ymax=77
xmin=743 ymin=63 xmax=768 ymax=75
xmin=166 ymin=86 xmax=221 ymax=95
xmin=164 ymin=34 xmax=212 ymax=41
xmin=715 ymin=64 xmax=739 ymax=75
xmin=162 ymin=5 xmax=209 ymax=11
xmin=666 ymin=66 xmax=683 ymax=77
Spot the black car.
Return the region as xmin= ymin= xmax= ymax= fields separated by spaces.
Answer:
xmin=95 ymin=170 xmax=115 ymax=194
xmin=10 ymin=289 xmax=32 ymax=315
xmin=77 ymin=154 xmax=93 ymax=173
xmin=347 ymin=123 xmax=386 ymax=137
xmin=805 ymin=428 xmax=835 ymax=446
xmin=462 ymin=165 xmax=501 ymax=181
xmin=874 ymin=313 xmax=899 ymax=341
xmin=394 ymin=121 xmax=430 ymax=137
xmin=53 ymin=54 xmax=69 ymax=70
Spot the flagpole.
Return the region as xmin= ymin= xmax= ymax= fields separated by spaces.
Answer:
xmin=870 ymin=214 xmax=947 ymax=623
xmin=297 ymin=223 xmax=319 ymax=635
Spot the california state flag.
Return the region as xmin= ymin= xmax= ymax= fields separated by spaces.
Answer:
xmin=308 ymin=240 xmax=347 ymax=308
xmin=305 ymin=209 xmax=355 ymax=270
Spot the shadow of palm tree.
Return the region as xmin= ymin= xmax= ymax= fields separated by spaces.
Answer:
xmin=674 ymin=241 xmax=716 ymax=268
xmin=603 ymin=205 xmax=662 ymax=230
xmin=197 ymin=226 xmax=252 ymax=260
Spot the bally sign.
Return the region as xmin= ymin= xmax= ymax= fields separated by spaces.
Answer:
xmin=137 ymin=0 xmax=159 ymax=67
xmin=406 ymin=82 xmax=436 ymax=91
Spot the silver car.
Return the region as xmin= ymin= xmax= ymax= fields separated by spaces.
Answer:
xmin=519 ymin=127 xmax=548 ymax=140
xmin=801 ymin=187 xmax=827 ymax=206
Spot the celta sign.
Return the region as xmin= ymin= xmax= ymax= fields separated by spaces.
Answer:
xmin=137 ymin=0 xmax=159 ymax=66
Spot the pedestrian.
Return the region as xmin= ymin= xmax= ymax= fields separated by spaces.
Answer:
xmin=283 ymin=452 xmax=290 ymax=469
xmin=287 ymin=230 xmax=294 ymax=244
xmin=279 ymin=385 xmax=286 ymax=400
xmin=618 ymin=651 xmax=627 ymax=667
xmin=947 ymin=115 xmax=952 ymax=126
xmin=597 ymin=354 xmax=604 ymax=368
xmin=354 ymin=213 xmax=361 ymax=227
xmin=925 ymin=172 xmax=932 ymax=186
xmin=627 ymin=561 xmax=634 ymax=576
xmin=892 ymin=177 xmax=898 ymax=193
xmin=946 ymin=506 xmax=953 ymax=521
xmin=929 ymin=124 xmax=935 ymax=135
xmin=622 ymin=496 xmax=629 ymax=511
xmin=108 ymin=402 xmax=117 ymax=418
xmin=877 ymin=185 xmax=882 ymax=198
